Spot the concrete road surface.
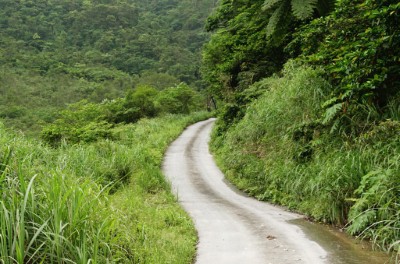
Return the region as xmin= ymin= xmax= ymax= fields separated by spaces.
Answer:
xmin=163 ymin=118 xmax=328 ymax=264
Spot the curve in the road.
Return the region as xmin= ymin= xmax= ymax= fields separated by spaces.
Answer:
xmin=163 ymin=118 xmax=327 ymax=264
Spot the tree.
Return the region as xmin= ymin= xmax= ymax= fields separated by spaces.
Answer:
xmin=157 ymin=83 xmax=202 ymax=114
xmin=122 ymin=85 xmax=159 ymax=122
xmin=202 ymin=0 xmax=336 ymax=102
xmin=202 ymin=0 xmax=287 ymax=100
xmin=0 ymin=0 xmax=214 ymax=133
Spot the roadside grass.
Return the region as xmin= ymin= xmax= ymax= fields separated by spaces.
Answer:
xmin=211 ymin=62 xmax=400 ymax=255
xmin=0 ymin=128 xmax=116 ymax=263
xmin=0 ymin=112 xmax=211 ymax=263
xmin=108 ymin=113 xmax=211 ymax=263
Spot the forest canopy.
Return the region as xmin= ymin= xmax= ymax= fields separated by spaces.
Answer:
xmin=0 ymin=0 xmax=216 ymax=134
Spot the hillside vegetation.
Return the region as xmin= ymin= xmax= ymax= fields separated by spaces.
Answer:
xmin=0 ymin=0 xmax=215 ymax=262
xmin=204 ymin=0 xmax=399 ymax=257
xmin=0 ymin=112 xmax=212 ymax=263
xmin=0 ymin=0 xmax=216 ymax=134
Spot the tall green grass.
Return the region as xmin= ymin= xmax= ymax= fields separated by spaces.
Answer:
xmin=0 ymin=130 xmax=117 ymax=263
xmin=0 ymin=112 xmax=211 ymax=263
xmin=0 ymin=124 xmax=126 ymax=263
xmin=211 ymin=62 xmax=399 ymax=256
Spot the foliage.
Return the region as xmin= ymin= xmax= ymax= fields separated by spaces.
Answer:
xmin=41 ymin=100 xmax=114 ymax=145
xmin=0 ymin=0 xmax=216 ymax=134
xmin=0 ymin=67 xmax=133 ymax=135
xmin=0 ymin=128 xmax=119 ymax=263
xmin=210 ymin=61 xmax=400 ymax=253
xmin=346 ymin=121 xmax=400 ymax=251
xmin=202 ymin=0 xmax=287 ymax=101
xmin=288 ymin=0 xmax=400 ymax=134
xmin=0 ymin=0 xmax=215 ymax=84
xmin=136 ymin=72 xmax=180 ymax=90
xmin=157 ymin=83 xmax=203 ymax=114
xmin=123 ymin=85 xmax=159 ymax=121
xmin=202 ymin=0 xmax=335 ymax=103
xmin=0 ymin=112 xmax=211 ymax=263
xmin=262 ymin=0 xmax=335 ymax=41
xmin=41 ymin=83 xmax=205 ymax=145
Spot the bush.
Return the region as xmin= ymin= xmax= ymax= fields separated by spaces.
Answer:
xmin=157 ymin=83 xmax=203 ymax=114
xmin=41 ymin=100 xmax=113 ymax=145
xmin=123 ymin=85 xmax=159 ymax=120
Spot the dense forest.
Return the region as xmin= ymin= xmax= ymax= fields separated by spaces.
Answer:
xmin=0 ymin=0 xmax=215 ymax=135
xmin=204 ymin=0 xmax=399 ymax=258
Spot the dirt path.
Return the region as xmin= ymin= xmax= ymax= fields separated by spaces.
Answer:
xmin=163 ymin=118 xmax=328 ymax=264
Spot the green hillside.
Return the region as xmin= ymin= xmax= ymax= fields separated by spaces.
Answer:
xmin=204 ymin=0 xmax=399 ymax=256
xmin=0 ymin=0 xmax=216 ymax=134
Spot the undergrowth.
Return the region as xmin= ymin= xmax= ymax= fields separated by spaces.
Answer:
xmin=211 ymin=62 xmax=399 ymax=258
xmin=0 ymin=112 xmax=210 ymax=263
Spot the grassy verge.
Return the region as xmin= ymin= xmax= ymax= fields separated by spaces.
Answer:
xmin=108 ymin=113 xmax=212 ymax=263
xmin=0 ymin=112 xmax=211 ymax=263
xmin=210 ymin=62 xmax=399 ymax=257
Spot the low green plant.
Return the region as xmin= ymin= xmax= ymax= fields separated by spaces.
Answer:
xmin=346 ymin=122 xmax=400 ymax=252
xmin=41 ymin=100 xmax=114 ymax=145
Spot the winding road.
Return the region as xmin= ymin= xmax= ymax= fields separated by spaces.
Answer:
xmin=163 ymin=118 xmax=328 ymax=264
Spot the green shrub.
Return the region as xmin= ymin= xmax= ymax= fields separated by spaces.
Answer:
xmin=41 ymin=100 xmax=115 ymax=145
xmin=346 ymin=122 xmax=400 ymax=251
xmin=123 ymin=85 xmax=160 ymax=121
xmin=157 ymin=83 xmax=203 ymax=114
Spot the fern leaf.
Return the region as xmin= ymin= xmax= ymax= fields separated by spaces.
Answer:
xmin=291 ymin=0 xmax=318 ymax=20
xmin=321 ymin=97 xmax=339 ymax=108
xmin=347 ymin=209 xmax=376 ymax=235
xmin=262 ymin=0 xmax=284 ymax=11
xmin=329 ymin=119 xmax=340 ymax=134
xmin=322 ymin=102 xmax=342 ymax=124
xmin=266 ymin=3 xmax=285 ymax=37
